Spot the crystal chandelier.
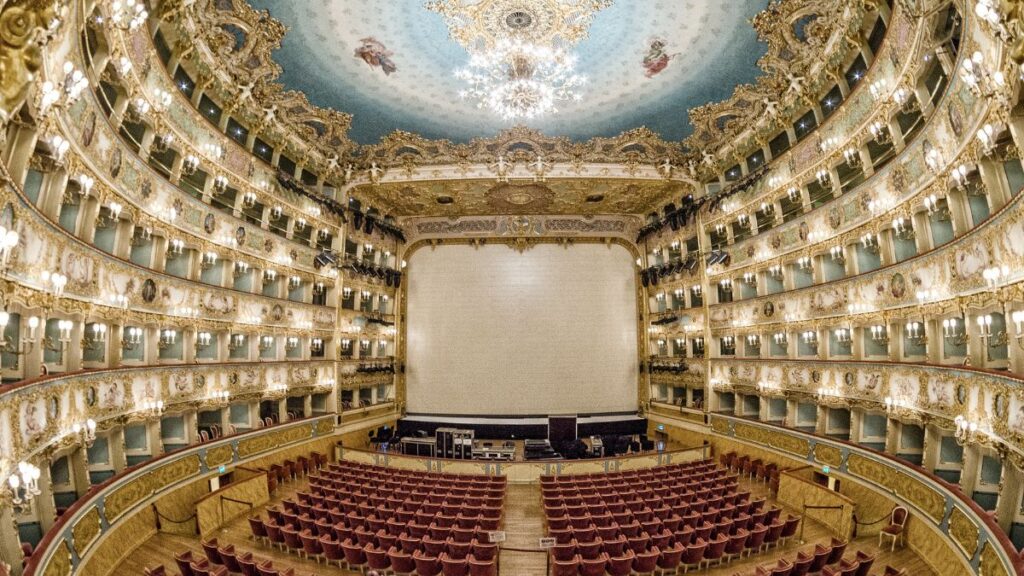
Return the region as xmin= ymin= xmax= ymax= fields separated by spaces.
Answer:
xmin=427 ymin=0 xmax=612 ymax=120
xmin=456 ymin=39 xmax=585 ymax=120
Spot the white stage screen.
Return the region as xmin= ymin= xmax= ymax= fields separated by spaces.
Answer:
xmin=405 ymin=243 xmax=638 ymax=416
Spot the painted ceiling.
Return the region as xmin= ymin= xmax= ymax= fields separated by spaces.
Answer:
xmin=246 ymin=0 xmax=769 ymax=146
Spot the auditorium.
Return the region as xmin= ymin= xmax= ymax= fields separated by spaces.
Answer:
xmin=0 ymin=0 xmax=1022 ymax=575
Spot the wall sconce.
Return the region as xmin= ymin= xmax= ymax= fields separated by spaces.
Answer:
xmin=982 ymin=265 xmax=1009 ymax=290
xmin=342 ymin=287 xmax=353 ymax=300
xmin=227 ymin=334 xmax=246 ymax=352
xmin=891 ymin=217 xmax=914 ymax=241
xmin=742 ymin=272 xmax=756 ymax=285
xmin=976 ymin=314 xmax=1007 ymax=347
xmin=318 ymin=228 xmax=330 ymax=241
xmin=340 ymin=338 xmax=351 ymax=351
xmin=361 ymin=290 xmax=372 ymax=301
xmin=870 ymin=325 xmax=889 ymax=343
xmin=892 ymin=86 xmax=919 ymax=113
xmin=233 ymin=261 xmax=250 ymax=278
xmin=801 ymin=330 xmax=818 ymax=345
xmin=268 ymin=383 xmax=287 ymax=395
xmin=295 ymin=218 xmax=307 ymax=232
xmin=263 ymin=269 xmax=277 ymax=284
xmin=158 ymin=329 xmax=178 ymax=350
xmin=71 ymin=419 xmax=97 ymax=448
xmin=868 ymin=78 xmax=889 ymax=100
xmin=194 ymin=331 xmax=212 ymax=352
xmin=834 ymin=328 xmax=852 ymax=344
xmin=36 ymin=62 xmax=89 ymax=118
xmin=167 ymin=239 xmax=185 ymax=256
xmin=924 ymin=148 xmax=943 ymax=174
xmin=976 ymin=123 xmax=997 ymax=156
xmin=693 ymin=337 xmax=705 ymax=356
xmin=182 ymin=154 xmax=200 ymax=175
xmin=746 ymin=334 xmax=760 ymax=348
xmin=81 ymin=323 xmax=108 ymax=351
xmin=108 ymin=0 xmax=149 ymax=30
xmin=40 ymin=270 xmax=68 ymax=297
xmin=713 ymin=224 xmax=726 ymax=237
xmin=883 ymin=395 xmax=915 ymax=416
xmin=817 ymin=385 xmax=841 ymax=401
xmin=122 ymin=326 xmax=143 ymax=350
xmin=288 ymin=276 xmax=302 ymax=289
xmin=923 ymin=193 xmax=951 ymax=220
xmin=829 ymin=246 xmax=845 ymax=264
xmin=818 ymin=136 xmax=839 ymax=154
xmin=737 ymin=214 xmax=750 ymax=228
xmin=285 ymin=336 xmax=299 ymax=352
xmin=212 ymin=175 xmax=229 ymax=194
xmin=202 ymin=143 xmax=224 ymax=160
xmin=719 ymin=279 xmax=733 ymax=293
xmin=0 ymin=223 xmax=19 ymax=272
xmin=796 ymin=256 xmax=812 ymax=270
xmin=757 ymin=380 xmax=780 ymax=394
xmin=943 ymin=318 xmax=968 ymax=346
xmin=312 ymin=282 xmax=326 ymax=296
xmin=815 ymin=168 xmax=831 ymax=187
xmin=860 ymin=233 xmax=880 ymax=253
xmin=959 ymin=51 xmax=1006 ymax=99
xmin=358 ymin=339 xmax=370 ymax=352
xmin=259 ymin=335 xmax=275 ymax=352
xmin=0 ymin=313 xmax=35 ymax=368
xmin=141 ymin=398 xmax=165 ymax=418
xmin=721 ymin=335 xmax=735 ymax=349
xmin=7 ymin=461 xmax=41 ymax=513
xmin=843 ymin=147 xmax=862 ymax=168
xmin=210 ymin=389 xmax=230 ymax=404
xmin=869 ymin=121 xmax=890 ymax=144
xmin=270 ymin=206 xmax=283 ymax=221
xmin=773 ymin=332 xmax=788 ymax=346
xmin=152 ymin=132 xmax=175 ymax=153
xmin=786 ymin=187 xmax=800 ymax=203
xmin=690 ymin=285 xmax=702 ymax=297
xmin=905 ymin=322 xmax=926 ymax=347
xmin=200 ymin=251 xmax=218 ymax=270
xmin=953 ymin=415 xmax=979 ymax=446
xmin=242 ymin=191 xmax=257 ymax=208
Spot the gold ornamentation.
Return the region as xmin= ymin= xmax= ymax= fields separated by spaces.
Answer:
xmin=205 ymin=445 xmax=233 ymax=469
xmin=0 ymin=0 xmax=62 ymax=125
xmin=947 ymin=506 xmax=980 ymax=558
xmin=813 ymin=443 xmax=842 ymax=468
xmin=72 ymin=505 xmax=102 ymax=556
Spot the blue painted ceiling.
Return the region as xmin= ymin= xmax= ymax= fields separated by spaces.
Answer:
xmin=247 ymin=0 xmax=769 ymax=145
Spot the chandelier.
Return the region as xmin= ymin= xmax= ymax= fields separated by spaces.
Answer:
xmin=427 ymin=0 xmax=612 ymax=120
xmin=456 ymin=39 xmax=585 ymax=120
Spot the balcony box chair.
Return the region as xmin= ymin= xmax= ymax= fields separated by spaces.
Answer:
xmin=878 ymin=506 xmax=909 ymax=551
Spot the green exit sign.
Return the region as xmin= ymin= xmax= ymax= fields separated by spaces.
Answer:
xmin=822 ymin=465 xmax=830 ymax=474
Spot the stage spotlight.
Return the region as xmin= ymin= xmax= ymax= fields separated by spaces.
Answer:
xmin=313 ymin=250 xmax=337 ymax=270
xmin=364 ymin=216 xmax=375 ymax=234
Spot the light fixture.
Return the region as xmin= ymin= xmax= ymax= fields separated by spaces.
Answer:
xmin=801 ymin=330 xmax=818 ymax=345
xmin=228 ymin=333 xmax=246 ymax=351
xmin=157 ymin=329 xmax=178 ymax=349
xmin=285 ymin=336 xmax=299 ymax=351
xmin=746 ymin=334 xmax=760 ymax=348
xmin=167 ymin=239 xmax=185 ymax=256
xmin=71 ymin=419 xmax=97 ymax=448
xmin=942 ymin=318 xmax=968 ymax=346
xmin=796 ymin=256 xmax=812 ymax=270
xmin=8 ymin=461 xmax=41 ymax=513
xmin=1012 ymin=310 xmax=1024 ymax=348
xmin=0 ymin=223 xmax=20 ymax=271
xmin=106 ymin=0 xmax=148 ymax=30
xmin=195 ymin=331 xmax=212 ymax=351
xmin=982 ymin=265 xmax=1009 ymax=290
xmin=860 ymin=233 xmax=880 ymax=253
xmin=122 ymin=326 xmax=143 ymax=350
xmin=924 ymin=148 xmax=943 ymax=173
xmin=719 ymin=279 xmax=733 ymax=293
xmin=953 ymin=415 xmax=979 ymax=446
xmin=200 ymin=251 xmax=218 ymax=270
xmin=773 ymin=332 xmax=788 ymax=346
xmin=141 ymin=398 xmax=165 ymax=417
xmin=182 ymin=154 xmax=200 ymax=175
xmin=977 ymin=314 xmax=1007 ymax=348
xmin=977 ymin=123 xmax=997 ymax=155
xmin=289 ymin=276 xmax=302 ymax=289
xmin=817 ymin=385 xmax=842 ymax=402
xmin=786 ymin=187 xmax=800 ymax=203
xmin=869 ymin=121 xmax=890 ymax=144
xmin=81 ymin=322 xmax=108 ymax=351
xmin=870 ymin=325 xmax=889 ymax=344
xmin=263 ymin=269 xmax=277 ymax=283
xmin=213 ymin=175 xmax=229 ymax=194
xmin=905 ymin=321 xmax=926 ymax=346
xmin=259 ymin=335 xmax=275 ymax=352
xmin=815 ymin=168 xmax=831 ymax=187
xmin=233 ymin=261 xmax=250 ymax=278
xmin=829 ymin=246 xmax=845 ymax=263
xmin=209 ymin=389 xmax=230 ymax=403
xmin=834 ymin=328 xmax=852 ymax=344
xmin=36 ymin=62 xmax=88 ymax=118
xmin=892 ymin=217 xmax=914 ymax=241
xmin=0 ymin=313 xmax=35 ymax=368
xmin=843 ymin=147 xmax=862 ymax=168
xmin=923 ymin=193 xmax=951 ymax=220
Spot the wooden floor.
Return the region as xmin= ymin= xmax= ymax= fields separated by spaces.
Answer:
xmin=118 ymin=475 xmax=937 ymax=576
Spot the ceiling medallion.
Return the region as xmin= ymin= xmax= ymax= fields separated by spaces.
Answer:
xmin=486 ymin=182 xmax=555 ymax=212
xmin=426 ymin=0 xmax=612 ymax=120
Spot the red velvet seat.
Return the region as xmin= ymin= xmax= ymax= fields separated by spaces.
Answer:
xmin=389 ymin=547 xmax=417 ymax=575
xmin=319 ymin=535 xmax=344 ymax=568
xmin=467 ymin=554 xmax=496 ymax=576
xmin=365 ymin=542 xmax=391 ymax=572
xmin=826 ymin=538 xmax=847 ymax=565
xmin=237 ymin=552 xmax=257 ymax=576
xmin=414 ymin=550 xmax=443 ymax=576
xmin=822 ymin=558 xmax=859 ymax=576
xmin=633 ymin=546 xmax=660 ymax=574
xmin=790 ymin=550 xmax=813 ymax=576
xmin=551 ymin=554 xmax=581 ymax=576
xmin=441 ymin=553 xmax=470 ymax=576
xmin=656 ymin=541 xmax=684 ymax=575
xmin=606 ymin=549 xmax=635 ymax=576
xmin=579 ymin=552 xmax=608 ymax=576
xmin=680 ymin=538 xmax=706 ymax=573
xmin=341 ymin=539 xmax=367 ymax=570
xmin=248 ymin=517 xmax=268 ymax=544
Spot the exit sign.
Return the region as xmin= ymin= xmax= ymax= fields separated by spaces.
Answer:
xmin=822 ymin=465 xmax=830 ymax=474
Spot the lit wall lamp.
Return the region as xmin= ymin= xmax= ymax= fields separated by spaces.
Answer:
xmin=212 ymin=175 xmax=229 ymax=194
xmin=1012 ymin=310 xmax=1024 ymax=348
xmin=801 ymin=330 xmax=818 ymax=345
xmin=869 ymin=121 xmax=891 ymax=144
xmin=270 ymin=206 xmax=283 ymax=221
xmin=883 ymin=395 xmax=914 ymax=416
xmin=916 ymin=289 xmax=938 ymax=304
xmin=122 ymin=326 xmax=143 ymax=350
xmin=892 ymin=217 xmax=914 ymax=241
xmin=860 ymin=233 xmax=880 ymax=253
xmin=869 ymin=78 xmax=890 ymax=100
xmin=259 ymin=335 xmax=274 ymax=352
xmin=817 ymin=385 xmax=841 ymax=401
xmin=923 ymin=193 xmax=951 ymax=220
xmin=151 ymin=88 xmax=173 ymax=114
xmin=977 ymin=123 xmax=998 ymax=156
xmin=786 ymin=187 xmax=800 ymax=203
xmin=0 ymin=222 xmax=19 ymax=272
xmin=340 ymin=338 xmax=351 ymax=351
xmin=797 ymin=256 xmax=812 ymax=270
xmin=242 ymin=191 xmax=257 ymax=208
xmin=719 ymin=279 xmax=733 ymax=293
xmin=7 ymin=461 xmax=41 ymax=513
xmin=746 ymin=334 xmax=760 ymax=348
xmin=773 ymin=332 xmax=788 ymax=346
xmin=959 ymin=51 xmax=1006 ymax=99
xmin=158 ymin=329 xmax=178 ymax=350
xmin=312 ymin=282 xmax=326 ymax=296
xmin=843 ymin=147 xmax=862 ymax=168
xmin=905 ymin=322 xmax=927 ymax=346
xmin=81 ymin=322 xmax=108 ymax=351
xmin=152 ymin=133 xmax=175 ymax=153
xmin=141 ymin=398 xmax=165 ymax=418
xmin=943 ymin=318 xmax=968 ymax=346
xmin=924 ymin=148 xmax=943 ymax=174
xmin=982 ymin=265 xmax=1009 ymax=290
xmin=818 ymin=136 xmax=839 ymax=154
xmin=285 ymin=336 xmax=299 ymax=351
xmin=757 ymin=380 xmax=780 ymax=394
xmin=36 ymin=62 xmax=89 ymax=118
xmin=228 ymin=333 xmax=246 ymax=351
xmin=690 ymin=285 xmax=702 ymax=297
xmin=318 ymin=228 xmax=330 ymax=241
xmin=295 ymin=218 xmax=307 ymax=232
xmin=0 ymin=313 xmax=36 ymax=367
xmin=233 ymin=261 xmax=250 ymax=278
xmin=977 ymin=314 xmax=1007 ymax=347
xmin=951 ymin=164 xmax=971 ymax=190
xmin=829 ymin=246 xmax=845 ymax=264
xmin=815 ymin=168 xmax=832 ymax=187
xmin=202 ymin=143 xmax=224 ymax=160
xmin=182 ymin=154 xmax=200 ymax=175
xmin=742 ymin=272 xmax=756 ymax=285
xmin=209 ymin=388 xmax=230 ymax=404
xmin=71 ymin=419 xmax=97 ymax=447
xmin=195 ymin=331 xmax=212 ymax=352
xmin=737 ymin=214 xmax=750 ymax=228
xmin=892 ymin=86 xmax=919 ymax=113
xmin=263 ymin=269 xmax=277 ymax=284
xmin=40 ymin=270 xmax=68 ymax=297
xmin=953 ymin=415 xmax=980 ymax=446
xmin=693 ymin=337 xmax=705 ymax=356
xmin=768 ymin=265 xmax=783 ymax=278
xmin=107 ymin=0 xmax=149 ymax=30
xmin=870 ymin=325 xmax=889 ymax=344
xmin=200 ymin=251 xmax=218 ymax=270
xmin=721 ymin=335 xmax=735 ymax=349
xmin=834 ymin=327 xmax=852 ymax=344
xmin=167 ymin=239 xmax=185 ymax=256
xmin=288 ymin=276 xmax=302 ymax=290
xmin=342 ymin=287 xmax=353 ymax=300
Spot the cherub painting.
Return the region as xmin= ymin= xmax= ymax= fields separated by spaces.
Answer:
xmin=642 ymin=38 xmax=677 ymax=78
xmin=354 ymin=37 xmax=397 ymax=76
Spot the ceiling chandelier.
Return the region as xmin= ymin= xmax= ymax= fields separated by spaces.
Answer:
xmin=427 ymin=0 xmax=612 ymax=120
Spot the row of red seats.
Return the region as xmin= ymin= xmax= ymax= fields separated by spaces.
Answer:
xmin=324 ymin=461 xmax=506 ymax=488
xmin=540 ymin=458 xmax=719 ymax=485
xmin=731 ymin=539 xmax=904 ymax=576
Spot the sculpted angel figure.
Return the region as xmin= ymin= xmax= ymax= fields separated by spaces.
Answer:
xmin=785 ymin=72 xmax=805 ymax=94
xmin=761 ymin=97 xmax=779 ymax=117
xmin=658 ymin=157 xmax=674 ymax=178
xmin=260 ymin=105 xmax=276 ymax=127
xmin=531 ymin=154 xmax=551 ymax=182
xmin=237 ymin=80 xmax=255 ymax=102
xmin=490 ymin=155 xmax=510 ymax=182
xmin=368 ymin=162 xmax=383 ymax=184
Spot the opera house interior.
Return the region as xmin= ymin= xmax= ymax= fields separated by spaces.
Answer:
xmin=3 ymin=0 xmax=1024 ymax=574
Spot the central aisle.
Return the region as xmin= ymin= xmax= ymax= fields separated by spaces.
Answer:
xmin=498 ymin=483 xmax=549 ymax=574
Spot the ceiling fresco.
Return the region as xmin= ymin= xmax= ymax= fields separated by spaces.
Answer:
xmin=245 ymin=0 xmax=769 ymax=145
